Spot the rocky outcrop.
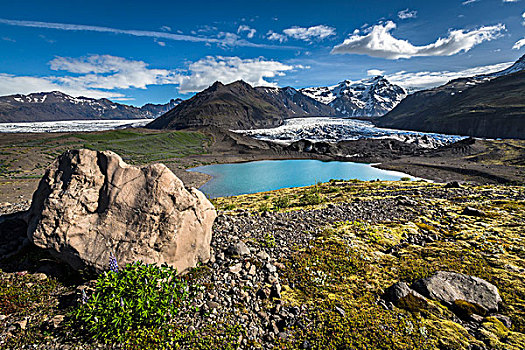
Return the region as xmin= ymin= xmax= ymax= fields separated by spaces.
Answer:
xmin=411 ymin=271 xmax=502 ymax=314
xmin=27 ymin=149 xmax=216 ymax=273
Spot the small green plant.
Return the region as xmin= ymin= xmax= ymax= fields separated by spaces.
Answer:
xmin=299 ymin=191 xmax=325 ymax=206
xmin=262 ymin=194 xmax=271 ymax=200
xmin=400 ymin=177 xmax=411 ymax=181
xmin=258 ymin=202 xmax=270 ymax=212
xmin=260 ymin=233 xmax=276 ymax=248
xmin=273 ymin=196 xmax=290 ymax=209
xmin=74 ymin=261 xmax=187 ymax=344
xmin=223 ymin=203 xmax=236 ymax=210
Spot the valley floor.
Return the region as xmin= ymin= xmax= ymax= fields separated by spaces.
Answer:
xmin=0 ymin=127 xmax=523 ymax=208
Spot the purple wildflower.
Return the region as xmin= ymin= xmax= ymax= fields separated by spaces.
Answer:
xmin=81 ymin=289 xmax=88 ymax=304
xmin=109 ymin=252 xmax=119 ymax=273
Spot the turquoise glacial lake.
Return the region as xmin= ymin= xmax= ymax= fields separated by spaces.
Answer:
xmin=189 ymin=159 xmax=419 ymax=198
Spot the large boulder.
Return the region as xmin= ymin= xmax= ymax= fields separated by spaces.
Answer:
xmin=27 ymin=149 xmax=216 ymax=273
xmin=411 ymin=271 xmax=502 ymax=315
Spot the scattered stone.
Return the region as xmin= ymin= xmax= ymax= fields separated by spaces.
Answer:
xmin=265 ymin=263 xmax=277 ymax=273
xmin=206 ymin=301 xmax=220 ymax=309
xmin=461 ymin=207 xmax=487 ymax=217
xmin=444 ymin=181 xmax=462 ymax=189
xmin=257 ymin=251 xmax=270 ymax=261
xmin=382 ymin=282 xmax=429 ymax=311
xmin=15 ymin=319 xmax=27 ymax=330
xmin=226 ymin=241 xmax=251 ymax=256
xmin=412 ymin=271 xmax=501 ymax=314
xmin=27 ymin=149 xmax=216 ymax=273
xmin=334 ymin=306 xmax=346 ymax=317
xmin=271 ymin=283 xmax=282 ymax=299
xmin=229 ymin=263 xmax=243 ymax=274
xmin=48 ymin=315 xmax=65 ymax=329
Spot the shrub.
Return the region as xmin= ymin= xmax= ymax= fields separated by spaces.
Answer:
xmin=74 ymin=261 xmax=187 ymax=344
xmin=273 ymin=196 xmax=290 ymax=209
xmin=400 ymin=177 xmax=411 ymax=181
xmin=299 ymin=192 xmax=325 ymax=206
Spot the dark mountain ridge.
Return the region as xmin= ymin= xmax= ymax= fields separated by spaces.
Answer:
xmin=377 ymin=55 xmax=525 ymax=139
xmin=0 ymin=91 xmax=181 ymax=123
xmin=147 ymin=80 xmax=337 ymax=130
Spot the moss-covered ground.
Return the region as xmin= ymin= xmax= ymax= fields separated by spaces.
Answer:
xmin=0 ymin=180 xmax=524 ymax=349
xmin=214 ymin=180 xmax=525 ymax=349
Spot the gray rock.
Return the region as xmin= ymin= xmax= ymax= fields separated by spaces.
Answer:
xmin=229 ymin=263 xmax=242 ymax=274
xmin=412 ymin=271 xmax=501 ymax=314
xmin=382 ymin=282 xmax=429 ymax=311
xmin=226 ymin=241 xmax=251 ymax=256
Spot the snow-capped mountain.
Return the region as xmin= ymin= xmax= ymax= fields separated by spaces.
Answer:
xmin=300 ymin=76 xmax=407 ymax=117
xmin=0 ymin=91 xmax=181 ymax=123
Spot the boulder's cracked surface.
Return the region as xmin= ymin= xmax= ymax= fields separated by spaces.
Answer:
xmin=27 ymin=149 xmax=216 ymax=273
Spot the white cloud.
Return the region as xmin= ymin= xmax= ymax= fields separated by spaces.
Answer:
xmin=160 ymin=25 xmax=171 ymax=32
xmin=0 ymin=55 xmax=180 ymax=99
xmin=386 ymin=62 xmax=513 ymax=90
xmin=267 ymin=30 xmax=288 ymax=43
xmin=522 ymin=11 xmax=525 ymax=25
xmin=331 ymin=21 xmax=505 ymax=59
xmin=513 ymin=38 xmax=525 ymax=49
xmin=0 ymin=74 xmax=126 ymax=99
xmin=367 ymin=69 xmax=385 ymax=76
xmin=398 ymin=9 xmax=418 ymax=20
xmin=462 ymin=0 xmax=479 ymax=5
xmin=503 ymin=0 xmax=519 ymax=2
xmin=177 ymin=56 xmax=298 ymax=93
xmin=0 ymin=18 xmax=285 ymax=49
xmin=0 ymin=54 xmax=302 ymax=98
xmin=237 ymin=25 xmax=256 ymax=38
xmin=282 ymin=25 xmax=336 ymax=41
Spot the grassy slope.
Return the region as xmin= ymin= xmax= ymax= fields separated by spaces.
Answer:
xmin=0 ymin=129 xmax=210 ymax=179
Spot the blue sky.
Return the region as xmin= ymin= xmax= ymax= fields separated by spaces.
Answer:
xmin=0 ymin=0 xmax=523 ymax=106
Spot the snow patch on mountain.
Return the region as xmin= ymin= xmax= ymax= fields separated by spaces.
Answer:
xmin=300 ymin=76 xmax=407 ymax=117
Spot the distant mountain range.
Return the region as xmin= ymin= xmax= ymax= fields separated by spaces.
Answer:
xmin=148 ymin=80 xmax=336 ymax=130
xmin=300 ymin=76 xmax=407 ymax=117
xmin=0 ymin=91 xmax=181 ymax=123
xmin=377 ymin=54 xmax=525 ymax=139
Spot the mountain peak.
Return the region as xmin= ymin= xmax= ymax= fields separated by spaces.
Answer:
xmin=300 ymin=76 xmax=406 ymax=117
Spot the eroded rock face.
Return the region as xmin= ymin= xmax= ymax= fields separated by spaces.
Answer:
xmin=411 ymin=271 xmax=502 ymax=314
xmin=27 ymin=149 xmax=216 ymax=273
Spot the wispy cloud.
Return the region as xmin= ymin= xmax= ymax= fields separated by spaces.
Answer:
xmin=0 ymin=18 xmax=294 ymax=49
xmin=387 ymin=62 xmax=513 ymax=90
xmin=462 ymin=0 xmax=479 ymax=5
xmin=367 ymin=69 xmax=385 ymax=76
xmin=513 ymin=38 xmax=525 ymax=49
xmin=267 ymin=25 xmax=336 ymax=42
xmin=237 ymin=25 xmax=256 ymax=39
xmin=398 ymin=9 xmax=418 ymax=20
xmin=331 ymin=21 xmax=505 ymax=59
xmin=266 ymin=30 xmax=288 ymax=43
